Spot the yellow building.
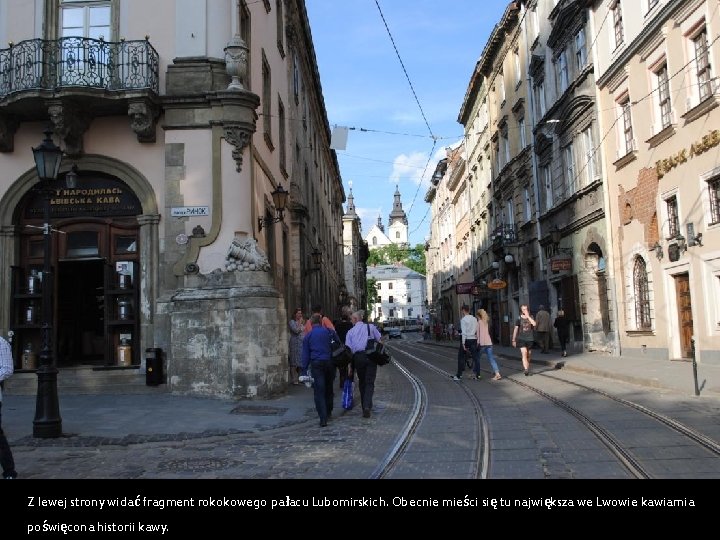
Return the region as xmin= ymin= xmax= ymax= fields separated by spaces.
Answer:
xmin=595 ymin=0 xmax=720 ymax=363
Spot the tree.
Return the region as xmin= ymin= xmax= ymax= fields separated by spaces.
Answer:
xmin=366 ymin=244 xmax=426 ymax=275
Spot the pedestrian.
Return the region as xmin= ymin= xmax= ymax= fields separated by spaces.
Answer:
xmin=303 ymin=304 xmax=335 ymax=334
xmin=344 ymin=310 xmax=383 ymax=418
xmin=333 ymin=306 xmax=354 ymax=390
xmin=452 ymin=305 xmax=480 ymax=381
xmin=476 ymin=309 xmax=501 ymax=380
xmin=434 ymin=322 xmax=442 ymax=341
xmin=554 ymin=309 xmax=570 ymax=357
xmin=0 ymin=335 xmax=17 ymax=479
xmin=301 ymin=313 xmax=336 ymax=427
xmin=512 ymin=304 xmax=536 ymax=376
xmin=287 ymin=308 xmax=305 ymax=385
xmin=535 ymin=304 xmax=551 ymax=353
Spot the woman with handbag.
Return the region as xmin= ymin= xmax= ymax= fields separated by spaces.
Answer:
xmin=343 ymin=310 xmax=383 ymax=419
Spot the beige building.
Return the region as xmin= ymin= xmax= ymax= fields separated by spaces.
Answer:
xmin=341 ymin=185 xmax=369 ymax=312
xmin=594 ymin=0 xmax=720 ymax=363
xmin=0 ymin=0 xmax=345 ymax=399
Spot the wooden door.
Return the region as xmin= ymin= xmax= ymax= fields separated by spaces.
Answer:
xmin=674 ymin=274 xmax=693 ymax=358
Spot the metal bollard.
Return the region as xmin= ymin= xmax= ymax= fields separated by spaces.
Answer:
xmin=691 ymin=336 xmax=700 ymax=397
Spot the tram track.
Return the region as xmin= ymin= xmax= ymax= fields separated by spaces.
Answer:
xmin=410 ymin=341 xmax=720 ymax=478
xmin=376 ymin=343 xmax=489 ymax=479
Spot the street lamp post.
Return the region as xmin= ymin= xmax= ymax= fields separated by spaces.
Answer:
xmin=31 ymin=129 xmax=64 ymax=438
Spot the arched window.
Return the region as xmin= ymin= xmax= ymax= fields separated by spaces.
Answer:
xmin=633 ymin=256 xmax=651 ymax=329
xmin=372 ymin=236 xmax=377 ymax=245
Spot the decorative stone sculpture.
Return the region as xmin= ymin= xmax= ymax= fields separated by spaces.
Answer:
xmin=224 ymin=34 xmax=249 ymax=91
xmin=226 ymin=236 xmax=270 ymax=272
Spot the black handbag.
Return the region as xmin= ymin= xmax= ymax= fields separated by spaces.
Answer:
xmin=329 ymin=330 xmax=351 ymax=368
xmin=365 ymin=324 xmax=390 ymax=366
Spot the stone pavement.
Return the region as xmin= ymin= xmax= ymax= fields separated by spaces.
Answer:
xmin=3 ymin=337 xmax=718 ymax=454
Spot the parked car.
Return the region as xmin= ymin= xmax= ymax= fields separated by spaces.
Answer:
xmin=387 ymin=328 xmax=402 ymax=339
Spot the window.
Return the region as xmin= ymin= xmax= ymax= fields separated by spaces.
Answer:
xmin=666 ymin=195 xmax=679 ymax=238
xmin=503 ymin=131 xmax=510 ymax=164
xmin=619 ymin=94 xmax=634 ymax=155
xmin=388 ymin=283 xmax=393 ymax=290
xmin=275 ymin=0 xmax=284 ymax=56
xmin=558 ymin=49 xmax=569 ymax=93
xmin=66 ymin=231 xmax=99 ymax=258
xmin=389 ymin=296 xmax=394 ymax=304
xmin=612 ymin=1 xmax=624 ymax=49
xmin=60 ymin=0 xmax=111 ymax=40
xmin=514 ymin=49 xmax=521 ymax=86
xmin=575 ymin=28 xmax=586 ymax=70
xmin=655 ymin=63 xmax=672 ymax=129
xmin=377 ymin=282 xmax=381 ymax=289
xmin=524 ymin=187 xmax=531 ymax=221
xmin=518 ymin=117 xmax=526 ymax=148
xmin=395 ymin=231 xmax=400 ymax=239
xmin=372 ymin=236 xmax=377 ymax=245
xmin=506 ymin=197 xmax=515 ymax=228
xmin=408 ymin=308 xmax=413 ymax=316
xmin=535 ymin=80 xmax=546 ymax=118
xmin=262 ymin=52 xmax=272 ymax=144
xmin=582 ymin=126 xmax=597 ymax=186
xmin=542 ymin=165 xmax=553 ymax=211
xmin=389 ymin=309 xmax=394 ymax=317
xmin=498 ymin=71 xmax=506 ymax=103
xmin=564 ymin=144 xmax=575 ymax=195
xmin=633 ymin=256 xmax=651 ymax=329
xmin=694 ymin=29 xmax=713 ymax=102
xmin=292 ymin=55 xmax=300 ymax=103
xmin=709 ymin=177 xmax=720 ymax=224
xmin=278 ymin=97 xmax=286 ymax=172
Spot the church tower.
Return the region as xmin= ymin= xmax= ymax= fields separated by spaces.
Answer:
xmin=387 ymin=185 xmax=408 ymax=247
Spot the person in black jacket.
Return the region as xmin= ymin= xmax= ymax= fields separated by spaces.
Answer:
xmin=554 ymin=310 xmax=570 ymax=357
xmin=333 ymin=306 xmax=353 ymax=390
xmin=301 ymin=314 xmax=336 ymax=427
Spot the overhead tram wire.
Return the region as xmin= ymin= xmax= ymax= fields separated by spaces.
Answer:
xmin=374 ymin=0 xmax=436 ymax=142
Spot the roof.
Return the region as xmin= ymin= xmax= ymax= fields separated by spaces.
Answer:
xmin=367 ymin=264 xmax=426 ymax=280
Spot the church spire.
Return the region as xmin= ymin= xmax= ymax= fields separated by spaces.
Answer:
xmin=388 ymin=185 xmax=408 ymax=225
xmin=345 ymin=183 xmax=357 ymax=218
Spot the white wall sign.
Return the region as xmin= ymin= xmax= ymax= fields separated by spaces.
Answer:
xmin=171 ymin=206 xmax=210 ymax=217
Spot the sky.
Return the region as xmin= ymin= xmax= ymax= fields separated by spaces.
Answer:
xmin=305 ymin=0 xmax=510 ymax=247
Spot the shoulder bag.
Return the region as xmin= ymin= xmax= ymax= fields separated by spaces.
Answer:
xmin=365 ymin=324 xmax=390 ymax=366
xmin=329 ymin=329 xmax=351 ymax=368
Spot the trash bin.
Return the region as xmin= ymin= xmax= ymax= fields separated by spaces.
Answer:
xmin=145 ymin=348 xmax=163 ymax=386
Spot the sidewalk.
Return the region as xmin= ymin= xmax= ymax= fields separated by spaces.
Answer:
xmin=423 ymin=337 xmax=720 ymax=398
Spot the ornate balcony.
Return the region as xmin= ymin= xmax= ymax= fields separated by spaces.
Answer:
xmin=0 ymin=37 xmax=160 ymax=152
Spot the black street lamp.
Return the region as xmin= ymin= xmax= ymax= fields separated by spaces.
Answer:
xmin=31 ymin=129 xmax=64 ymax=438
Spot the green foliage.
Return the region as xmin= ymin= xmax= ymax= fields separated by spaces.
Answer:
xmin=366 ymin=278 xmax=378 ymax=307
xmin=366 ymin=244 xmax=426 ymax=275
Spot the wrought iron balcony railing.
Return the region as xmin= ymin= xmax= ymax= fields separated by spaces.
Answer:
xmin=491 ymin=225 xmax=516 ymax=247
xmin=0 ymin=37 xmax=159 ymax=97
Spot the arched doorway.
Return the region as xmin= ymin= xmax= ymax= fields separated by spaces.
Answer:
xmin=581 ymin=242 xmax=612 ymax=351
xmin=11 ymin=171 xmax=143 ymax=367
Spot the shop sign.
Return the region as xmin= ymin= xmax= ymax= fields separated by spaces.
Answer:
xmin=550 ymin=256 xmax=572 ymax=272
xmin=656 ymin=128 xmax=720 ymax=179
xmin=487 ymin=278 xmax=507 ymax=290
xmin=24 ymin=175 xmax=142 ymax=219
xmin=455 ymin=282 xmax=476 ymax=294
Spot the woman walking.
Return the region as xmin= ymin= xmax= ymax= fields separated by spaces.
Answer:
xmin=288 ymin=308 xmax=305 ymax=385
xmin=512 ymin=304 xmax=536 ymax=376
xmin=476 ymin=309 xmax=501 ymax=380
xmin=554 ymin=309 xmax=570 ymax=357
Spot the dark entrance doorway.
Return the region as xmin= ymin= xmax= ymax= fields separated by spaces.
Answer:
xmin=57 ymin=259 xmax=105 ymax=366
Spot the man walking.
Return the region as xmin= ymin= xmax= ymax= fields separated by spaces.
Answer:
xmin=301 ymin=314 xmax=336 ymax=427
xmin=535 ymin=305 xmax=551 ymax=353
xmin=452 ymin=305 xmax=480 ymax=381
xmin=0 ymin=335 xmax=17 ymax=479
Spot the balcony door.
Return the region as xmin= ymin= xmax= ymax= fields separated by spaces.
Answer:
xmin=58 ymin=0 xmax=114 ymax=86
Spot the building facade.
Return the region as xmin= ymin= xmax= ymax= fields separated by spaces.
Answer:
xmin=0 ymin=0 xmax=345 ymax=398
xmin=342 ymin=185 xmax=369 ymax=312
xmin=367 ymin=264 xmax=427 ymax=327
xmin=594 ymin=0 xmax=720 ymax=364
